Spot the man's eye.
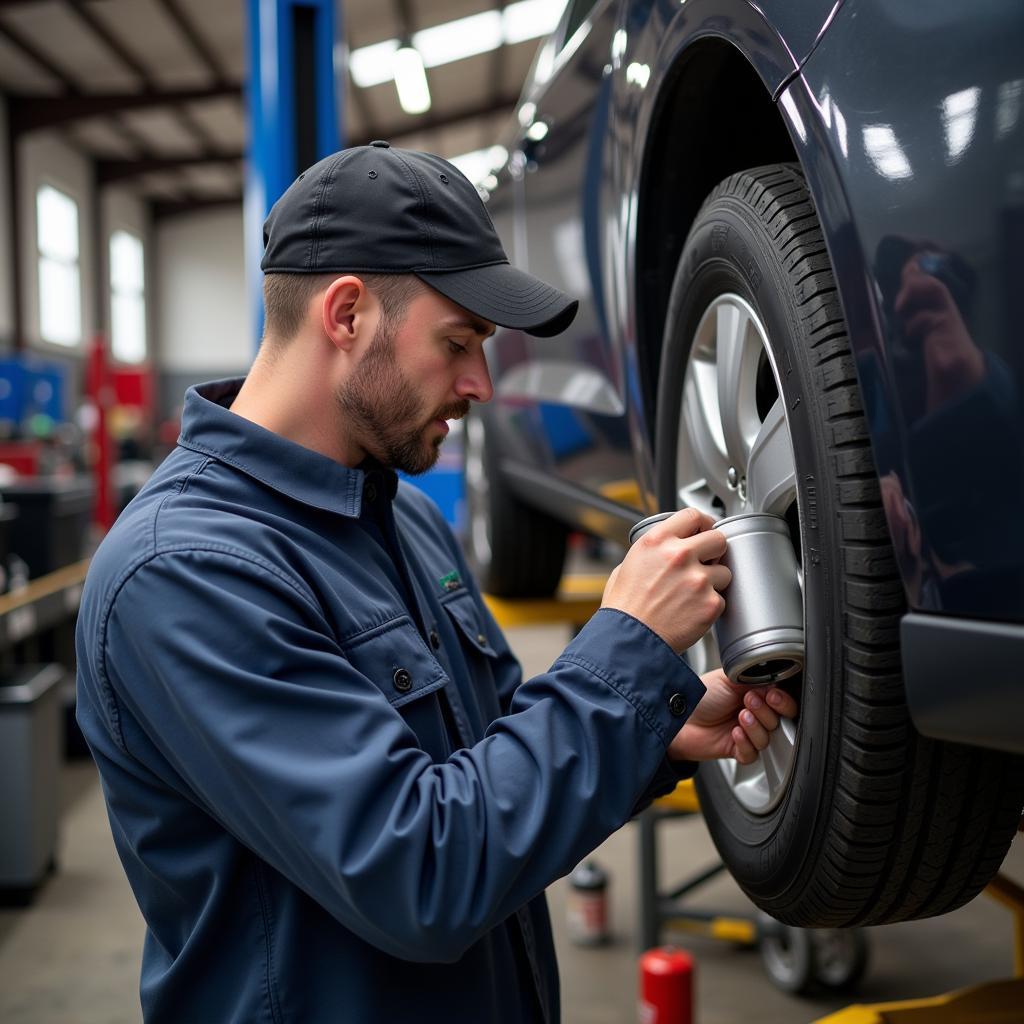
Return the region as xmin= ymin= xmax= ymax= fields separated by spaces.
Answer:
xmin=447 ymin=339 xmax=468 ymax=354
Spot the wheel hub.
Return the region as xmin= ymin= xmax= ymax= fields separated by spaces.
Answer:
xmin=675 ymin=294 xmax=802 ymax=814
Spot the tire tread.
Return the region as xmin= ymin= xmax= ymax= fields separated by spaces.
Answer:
xmin=692 ymin=163 xmax=1024 ymax=928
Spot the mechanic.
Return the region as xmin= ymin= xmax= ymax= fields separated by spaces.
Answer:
xmin=75 ymin=144 xmax=798 ymax=1024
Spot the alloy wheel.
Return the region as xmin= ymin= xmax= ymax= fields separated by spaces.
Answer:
xmin=674 ymin=294 xmax=801 ymax=814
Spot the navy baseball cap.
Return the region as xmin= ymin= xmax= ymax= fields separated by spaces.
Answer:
xmin=261 ymin=142 xmax=578 ymax=338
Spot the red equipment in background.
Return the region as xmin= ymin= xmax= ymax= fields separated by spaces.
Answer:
xmin=85 ymin=334 xmax=155 ymax=531
xmin=638 ymin=947 xmax=694 ymax=1024
xmin=110 ymin=364 xmax=153 ymax=412
xmin=85 ymin=333 xmax=114 ymax=530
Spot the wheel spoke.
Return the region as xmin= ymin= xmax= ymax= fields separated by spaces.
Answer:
xmin=677 ymin=363 xmax=730 ymax=503
xmin=746 ymin=398 xmax=797 ymax=514
xmin=715 ymin=302 xmax=762 ymax=468
xmin=761 ymin=721 xmax=794 ymax=795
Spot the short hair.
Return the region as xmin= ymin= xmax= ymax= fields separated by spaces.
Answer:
xmin=262 ymin=272 xmax=424 ymax=342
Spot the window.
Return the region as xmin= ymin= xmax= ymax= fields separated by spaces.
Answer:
xmin=109 ymin=230 xmax=146 ymax=363
xmin=36 ymin=184 xmax=81 ymax=347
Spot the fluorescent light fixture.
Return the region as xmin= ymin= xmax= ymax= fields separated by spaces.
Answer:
xmin=416 ymin=10 xmax=502 ymax=67
xmin=448 ymin=145 xmax=509 ymax=185
xmin=394 ymin=46 xmax=431 ymax=115
xmin=503 ymin=0 xmax=564 ymax=46
xmin=349 ymin=0 xmax=567 ymax=89
xmin=349 ymin=39 xmax=400 ymax=88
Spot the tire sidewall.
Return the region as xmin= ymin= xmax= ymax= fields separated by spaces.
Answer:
xmin=655 ymin=195 xmax=844 ymax=903
xmin=463 ymin=409 xmax=569 ymax=598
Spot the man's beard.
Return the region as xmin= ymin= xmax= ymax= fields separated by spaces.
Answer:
xmin=335 ymin=322 xmax=469 ymax=475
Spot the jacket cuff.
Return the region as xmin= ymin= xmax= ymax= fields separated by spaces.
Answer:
xmin=559 ymin=608 xmax=706 ymax=748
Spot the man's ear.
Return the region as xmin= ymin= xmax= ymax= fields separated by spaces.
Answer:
xmin=322 ymin=276 xmax=374 ymax=352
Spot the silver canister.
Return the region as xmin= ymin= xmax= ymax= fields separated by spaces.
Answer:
xmin=712 ymin=513 xmax=803 ymax=686
xmin=628 ymin=510 xmax=803 ymax=686
xmin=628 ymin=511 xmax=677 ymax=546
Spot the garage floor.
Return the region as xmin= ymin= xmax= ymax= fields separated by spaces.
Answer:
xmin=0 ymin=622 xmax=1021 ymax=1024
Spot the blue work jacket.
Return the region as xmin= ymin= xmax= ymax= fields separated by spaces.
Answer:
xmin=75 ymin=378 xmax=705 ymax=1023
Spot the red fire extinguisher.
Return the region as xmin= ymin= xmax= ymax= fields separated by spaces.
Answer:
xmin=638 ymin=947 xmax=694 ymax=1024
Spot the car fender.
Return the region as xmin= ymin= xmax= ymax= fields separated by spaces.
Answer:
xmin=609 ymin=0 xmax=841 ymax=506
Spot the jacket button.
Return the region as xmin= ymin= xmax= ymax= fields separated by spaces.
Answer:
xmin=476 ymin=633 xmax=487 ymax=646
xmin=365 ymin=482 xmax=378 ymax=504
xmin=393 ymin=668 xmax=413 ymax=692
xmin=668 ymin=693 xmax=688 ymax=717
xmin=429 ymin=630 xmax=440 ymax=649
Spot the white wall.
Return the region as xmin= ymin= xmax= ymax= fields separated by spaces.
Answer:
xmin=155 ymin=206 xmax=252 ymax=374
xmin=18 ymin=131 xmax=95 ymax=353
xmin=0 ymin=96 xmax=14 ymax=346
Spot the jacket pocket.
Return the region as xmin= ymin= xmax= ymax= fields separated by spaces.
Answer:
xmin=440 ymin=591 xmax=499 ymax=660
xmin=341 ymin=615 xmax=452 ymax=761
xmin=341 ymin=615 xmax=447 ymax=709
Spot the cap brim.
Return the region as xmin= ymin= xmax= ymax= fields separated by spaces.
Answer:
xmin=416 ymin=263 xmax=578 ymax=338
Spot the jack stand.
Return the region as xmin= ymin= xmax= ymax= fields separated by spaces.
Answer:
xmin=639 ymin=781 xmax=869 ymax=997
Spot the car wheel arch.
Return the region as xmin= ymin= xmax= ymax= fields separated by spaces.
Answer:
xmin=633 ymin=38 xmax=800 ymax=454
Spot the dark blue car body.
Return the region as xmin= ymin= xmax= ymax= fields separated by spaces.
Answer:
xmin=482 ymin=0 xmax=1024 ymax=754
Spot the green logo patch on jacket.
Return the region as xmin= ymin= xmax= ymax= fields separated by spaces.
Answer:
xmin=439 ymin=571 xmax=462 ymax=592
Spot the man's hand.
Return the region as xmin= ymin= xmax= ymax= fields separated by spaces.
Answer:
xmin=668 ymin=668 xmax=799 ymax=764
xmin=602 ymin=508 xmax=730 ymax=653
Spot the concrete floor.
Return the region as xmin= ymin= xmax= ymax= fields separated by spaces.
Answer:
xmin=0 ymin=621 xmax=1021 ymax=1023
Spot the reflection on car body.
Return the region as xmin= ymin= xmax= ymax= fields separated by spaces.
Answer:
xmin=466 ymin=0 xmax=1024 ymax=929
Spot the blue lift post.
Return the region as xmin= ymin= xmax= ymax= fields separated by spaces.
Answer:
xmin=242 ymin=2 xmax=465 ymax=532
xmin=244 ymin=0 xmax=345 ymax=349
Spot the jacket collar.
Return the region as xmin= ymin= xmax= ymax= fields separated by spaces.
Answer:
xmin=177 ymin=378 xmax=397 ymax=518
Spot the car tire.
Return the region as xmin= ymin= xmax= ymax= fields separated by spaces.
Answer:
xmin=655 ymin=163 xmax=1024 ymax=926
xmin=757 ymin=915 xmax=869 ymax=996
xmin=463 ymin=412 xmax=569 ymax=598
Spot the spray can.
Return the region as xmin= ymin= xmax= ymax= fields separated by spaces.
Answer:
xmin=638 ymin=947 xmax=694 ymax=1024
xmin=566 ymin=860 xmax=610 ymax=946
xmin=629 ymin=510 xmax=804 ymax=686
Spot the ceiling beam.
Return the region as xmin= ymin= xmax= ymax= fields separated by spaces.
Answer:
xmin=148 ymin=92 xmax=523 ymax=212
xmin=64 ymin=0 xmax=222 ymax=157
xmin=0 ymin=9 xmax=146 ymax=155
xmin=346 ymin=80 xmax=378 ymax=145
xmin=151 ymin=195 xmax=241 ymax=221
xmin=490 ymin=0 xmax=508 ymax=107
xmin=0 ymin=14 xmax=77 ymax=88
xmin=155 ymin=0 xmax=228 ymax=86
xmin=65 ymin=0 xmax=148 ymax=82
xmin=8 ymin=85 xmax=242 ymax=135
xmin=350 ymin=91 xmax=520 ymax=148
xmin=392 ymin=0 xmax=415 ymax=43
xmin=98 ymin=152 xmax=243 ymax=185
xmin=0 ymin=0 xmax=101 ymax=6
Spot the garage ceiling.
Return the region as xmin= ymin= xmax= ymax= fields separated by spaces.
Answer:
xmin=0 ymin=0 xmax=557 ymax=216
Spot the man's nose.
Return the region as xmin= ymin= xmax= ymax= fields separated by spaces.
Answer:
xmin=455 ymin=350 xmax=494 ymax=403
